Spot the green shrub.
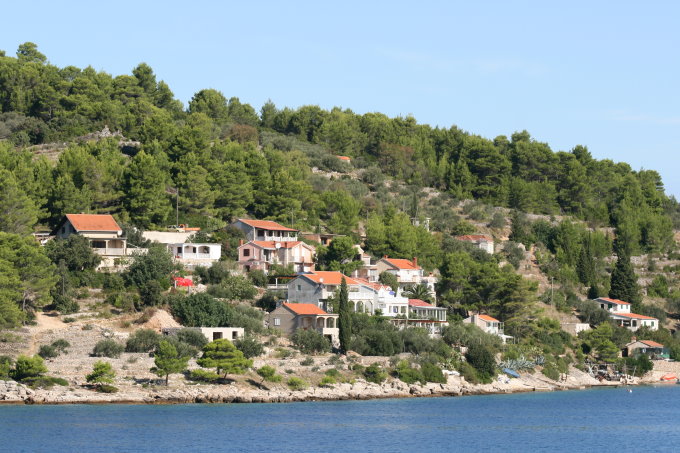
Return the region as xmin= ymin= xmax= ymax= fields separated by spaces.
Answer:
xmin=287 ymin=377 xmax=307 ymax=391
xmin=275 ymin=348 xmax=293 ymax=358
xmin=291 ymin=329 xmax=330 ymax=354
xmin=256 ymin=365 xmax=282 ymax=383
xmin=51 ymin=339 xmax=70 ymax=353
xmin=621 ymin=355 xmax=653 ymax=376
xmin=456 ymin=361 xmax=480 ymax=384
xmin=207 ymin=275 xmax=257 ymax=301
xmin=248 ymin=269 xmax=268 ymax=288
xmin=0 ymin=356 xmax=13 ymax=379
xmin=125 ymin=329 xmax=162 ymax=353
xmin=465 ymin=344 xmax=497 ymax=383
xmin=92 ymin=339 xmax=125 ymax=358
xmin=319 ymin=376 xmax=336 ymax=387
xmin=38 ymin=345 xmax=58 ymax=359
xmin=541 ymin=361 xmax=560 ymax=381
xmin=12 ymin=355 xmax=47 ymax=381
xmin=97 ymin=384 xmax=119 ymax=393
xmin=300 ymin=357 xmax=315 ymax=366
xmin=22 ymin=376 xmax=68 ymax=389
xmin=394 ymin=360 xmax=425 ymax=385
xmin=52 ymin=294 xmax=79 ymax=314
xmin=234 ymin=336 xmax=264 ymax=358
xmin=188 ymin=369 xmax=220 ymax=383
xmin=421 ymin=362 xmax=446 ymax=383
xmin=363 ymin=364 xmax=387 ymax=384
xmin=176 ymin=328 xmax=209 ymax=349
xmin=325 ymin=368 xmax=341 ymax=378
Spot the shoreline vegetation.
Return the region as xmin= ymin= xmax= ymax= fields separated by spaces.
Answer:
xmin=0 ymin=362 xmax=667 ymax=406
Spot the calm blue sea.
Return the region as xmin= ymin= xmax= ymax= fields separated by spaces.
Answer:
xmin=1 ymin=385 xmax=679 ymax=452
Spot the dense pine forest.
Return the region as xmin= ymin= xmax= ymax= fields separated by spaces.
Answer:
xmin=1 ymin=41 xmax=680 ymax=350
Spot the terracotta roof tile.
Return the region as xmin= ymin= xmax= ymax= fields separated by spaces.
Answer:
xmin=65 ymin=214 xmax=121 ymax=232
xmin=408 ymin=299 xmax=434 ymax=307
xmin=478 ymin=314 xmax=500 ymax=323
xmin=640 ymin=340 xmax=664 ymax=348
xmin=247 ymin=241 xmax=305 ymax=249
xmin=237 ymin=219 xmax=298 ymax=232
xmin=301 ymin=271 xmax=360 ymax=286
xmin=611 ymin=312 xmax=657 ymax=320
xmin=456 ymin=235 xmax=493 ymax=241
xmin=382 ymin=258 xmax=420 ymax=270
xmin=283 ymin=303 xmax=330 ymax=315
xmin=597 ymin=297 xmax=631 ymax=305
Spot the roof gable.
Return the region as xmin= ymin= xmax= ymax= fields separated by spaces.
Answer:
xmin=382 ymin=258 xmax=420 ymax=270
xmin=65 ymin=214 xmax=121 ymax=232
xmin=611 ymin=312 xmax=657 ymax=320
xmin=237 ymin=219 xmax=298 ymax=232
xmin=283 ymin=303 xmax=329 ymax=315
xmin=301 ymin=271 xmax=360 ymax=286
xmin=596 ymin=297 xmax=631 ymax=306
xmin=478 ymin=314 xmax=500 ymax=323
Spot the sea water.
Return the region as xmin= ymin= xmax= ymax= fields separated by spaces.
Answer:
xmin=1 ymin=385 xmax=679 ymax=452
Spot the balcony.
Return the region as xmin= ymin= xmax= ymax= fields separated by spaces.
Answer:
xmin=92 ymin=247 xmax=126 ymax=256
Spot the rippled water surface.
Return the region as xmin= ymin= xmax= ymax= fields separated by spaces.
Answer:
xmin=2 ymin=385 xmax=679 ymax=452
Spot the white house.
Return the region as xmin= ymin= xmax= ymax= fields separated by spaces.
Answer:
xmin=162 ymin=327 xmax=244 ymax=342
xmin=53 ymin=214 xmax=128 ymax=268
xmin=232 ymin=219 xmax=299 ymax=242
xmin=374 ymin=256 xmax=437 ymax=297
xmin=391 ymin=299 xmax=448 ymax=335
xmin=167 ymin=243 xmax=221 ymax=266
xmin=464 ymin=314 xmax=513 ymax=343
xmin=287 ymin=271 xmax=409 ymax=317
xmin=593 ymin=297 xmax=658 ymax=332
xmin=455 ymin=235 xmax=495 ymax=254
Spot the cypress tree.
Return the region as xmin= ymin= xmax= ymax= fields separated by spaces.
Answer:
xmin=609 ymin=252 xmax=641 ymax=311
xmin=338 ymin=276 xmax=351 ymax=354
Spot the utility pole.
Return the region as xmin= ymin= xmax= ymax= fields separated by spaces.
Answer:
xmin=176 ymin=188 xmax=179 ymax=227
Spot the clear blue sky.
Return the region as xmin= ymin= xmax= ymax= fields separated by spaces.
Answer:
xmin=3 ymin=1 xmax=679 ymax=196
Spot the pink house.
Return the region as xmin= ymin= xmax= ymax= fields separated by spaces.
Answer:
xmin=238 ymin=240 xmax=315 ymax=274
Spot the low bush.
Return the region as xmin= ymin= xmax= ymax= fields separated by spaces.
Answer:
xmin=0 ymin=356 xmax=13 ymax=379
xmin=421 ymin=362 xmax=446 ymax=383
xmin=176 ymin=328 xmax=209 ymax=349
xmin=21 ymin=376 xmax=68 ymax=389
xmin=92 ymin=339 xmax=125 ymax=358
xmin=363 ymin=364 xmax=387 ymax=384
xmin=51 ymin=339 xmax=70 ymax=353
xmin=465 ymin=344 xmax=497 ymax=383
xmin=125 ymin=329 xmax=162 ymax=353
xmin=234 ymin=336 xmax=264 ymax=359
xmin=394 ymin=360 xmax=425 ymax=385
xmin=287 ymin=377 xmax=307 ymax=391
xmin=38 ymin=345 xmax=59 ymax=359
xmin=292 ymin=329 xmax=330 ymax=354
xmin=97 ymin=384 xmax=118 ymax=393
xmin=256 ymin=365 xmax=283 ymax=383
xmin=319 ymin=376 xmax=336 ymax=387
xmin=325 ymin=368 xmax=341 ymax=378
xmin=12 ymin=355 xmax=48 ymax=381
xmin=188 ymin=369 xmax=220 ymax=383
xmin=52 ymin=294 xmax=79 ymax=314
xmin=300 ymin=357 xmax=315 ymax=366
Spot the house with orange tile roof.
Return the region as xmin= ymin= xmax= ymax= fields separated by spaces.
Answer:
xmin=390 ymin=299 xmax=449 ymax=335
xmin=592 ymin=297 xmax=658 ymax=331
xmin=287 ymin=271 xmax=409 ymax=317
xmin=455 ymin=234 xmax=495 ymax=254
xmin=266 ymin=302 xmax=339 ymax=346
xmin=53 ymin=214 xmax=127 ymax=266
xmin=232 ymin=218 xmax=299 ymax=242
xmin=237 ymin=240 xmax=315 ymax=274
xmin=463 ymin=314 xmax=513 ymax=343
xmin=622 ymin=338 xmax=668 ymax=359
xmin=375 ymin=256 xmax=437 ymax=298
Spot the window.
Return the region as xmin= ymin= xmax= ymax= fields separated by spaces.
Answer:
xmin=243 ymin=249 xmax=250 ymax=257
xmin=274 ymin=318 xmax=281 ymax=326
xmin=297 ymin=285 xmax=302 ymax=291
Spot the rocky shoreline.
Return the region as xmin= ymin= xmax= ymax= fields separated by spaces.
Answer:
xmin=0 ymin=367 xmax=633 ymax=406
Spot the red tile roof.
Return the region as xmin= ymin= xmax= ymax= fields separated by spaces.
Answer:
xmin=247 ymin=241 xmax=305 ymax=249
xmin=301 ymin=271 xmax=360 ymax=286
xmin=283 ymin=303 xmax=330 ymax=315
xmin=336 ymin=156 xmax=351 ymax=161
xmin=597 ymin=297 xmax=631 ymax=305
xmin=65 ymin=214 xmax=121 ymax=232
xmin=611 ymin=312 xmax=657 ymax=320
xmin=381 ymin=258 xmax=420 ymax=270
xmin=456 ymin=235 xmax=493 ymax=241
xmin=640 ymin=340 xmax=664 ymax=348
xmin=237 ymin=219 xmax=298 ymax=232
xmin=408 ymin=299 xmax=434 ymax=307
xmin=478 ymin=314 xmax=500 ymax=323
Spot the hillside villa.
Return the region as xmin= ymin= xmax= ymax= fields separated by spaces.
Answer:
xmin=142 ymin=231 xmax=221 ymax=267
xmin=266 ymin=302 xmax=339 ymax=347
xmin=455 ymin=235 xmax=495 ymax=254
xmin=464 ymin=314 xmax=513 ymax=343
xmin=594 ymin=297 xmax=659 ymax=332
xmin=391 ymin=299 xmax=449 ymax=335
xmin=53 ymin=214 xmax=128 ymax=267
xmin=374 ymin=256 xmax=437 ymax=298
xmin=237 ymin=240 xmax=315 ymax=274
xmin=232 ymin=218 xmax=299 ymax=242
xmin=622 ymin=338 xmax=668 ymax=359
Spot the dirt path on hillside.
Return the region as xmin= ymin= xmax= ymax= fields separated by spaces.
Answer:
xmin=24 ymin=312 xmax=68 ymax=355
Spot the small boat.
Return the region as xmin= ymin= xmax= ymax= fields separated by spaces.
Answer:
xmin=503 ymin=368 xmax=520 ymax=379
xmin=660 ymin=373 xmax=677 ymax=381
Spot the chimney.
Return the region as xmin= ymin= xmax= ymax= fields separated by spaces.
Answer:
xmin=631 ymin=336 xmax=637 ymax=343
xmin=239 ymin=239 xmax=244 ymax=246
xmin=384 ymin=255 xmax=388 ymax=259
xmin=413 ymin=257 xmax=418 ymax=267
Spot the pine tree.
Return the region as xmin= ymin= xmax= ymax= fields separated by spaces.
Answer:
xmin=0 ymin=169 xmax=39 ymax=235
xmin=338 ymin=277 xmax=351 ymax=354
xmin=609 ymin=252 xmax=641 ymax=310
xmin=153 ymin=340 xmax=189 ymax=386
xmin=123 ymin=151 xmax=171 ymax=228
